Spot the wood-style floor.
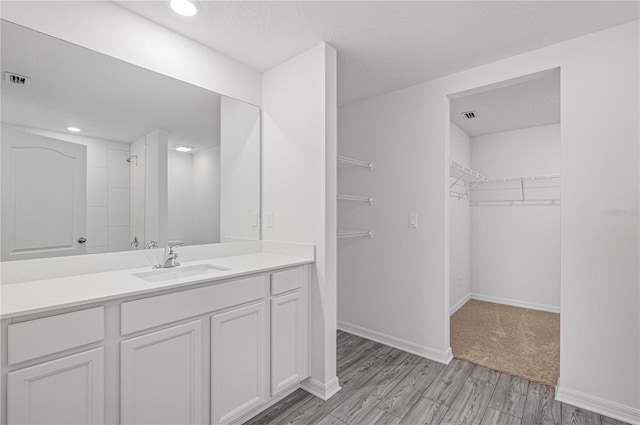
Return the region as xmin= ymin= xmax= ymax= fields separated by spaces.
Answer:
xmin=245 ymin=331 xmax=630 ymax=425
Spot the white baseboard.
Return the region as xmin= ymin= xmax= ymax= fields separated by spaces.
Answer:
xmin=300 ymin=376 xmax=341 ymax=401
xmin=230 ymin=383 xmax=300 ymax=425
xmin=338 ymin=321 xmax=453 ymax=365
xmin=450 ymin=293 xmax=471 ymax=315
xmin=470 ymin=293 xmax=560 ymax=314
xmin=556 ymin=386 xmax=640 ymax=425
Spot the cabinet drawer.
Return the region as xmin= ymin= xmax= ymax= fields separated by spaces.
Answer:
xmin=270 ymin=268 xmax=303 ymax=295
xmin=121 ymin=275 xmax=266 ymax=335
xmin=8 ymin=307 xmax=104 ymax=365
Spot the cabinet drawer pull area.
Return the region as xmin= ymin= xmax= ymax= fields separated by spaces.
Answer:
xmin=270 ymin=267 xmax=303 ymax=295
xmin=121 ymin=275 xmax=266 ymax=335
xmin=8 ymin=307 xmax=104 ymax=365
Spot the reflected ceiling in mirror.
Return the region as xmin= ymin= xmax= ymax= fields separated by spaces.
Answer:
xmin=0 ymin=20 xmax=260 ymax=261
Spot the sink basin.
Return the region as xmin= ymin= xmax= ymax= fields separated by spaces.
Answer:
xmin=133 ymin=264 xmax=231 ymax=283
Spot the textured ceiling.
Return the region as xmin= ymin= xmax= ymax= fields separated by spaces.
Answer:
xmin=451 ymin=69 xmax=560 ymax=137
xmin=1 ymin=20 xmax=221 ymax=150
xmin=115 ymin=1 xmax=639 ymax=106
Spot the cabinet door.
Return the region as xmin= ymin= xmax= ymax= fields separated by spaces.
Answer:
xmin=271 ymin=291 xmax=304 ymax=396
xmin=211 ymin=302 xmax=266 ymax=424
xmin=121 ymin=321 xmax=201 ymax=425
xmin=7 ymin=347 xmax=104 ymax=425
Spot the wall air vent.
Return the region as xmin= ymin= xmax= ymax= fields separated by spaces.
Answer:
xmin=460 ymin=110 xmax=478 ymax=119
xmin=4 ymin=72 xmax=31 ymax=87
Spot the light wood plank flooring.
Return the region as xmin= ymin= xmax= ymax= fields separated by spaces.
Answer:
xmin=245 ymin=331 xmax=631 ymax=425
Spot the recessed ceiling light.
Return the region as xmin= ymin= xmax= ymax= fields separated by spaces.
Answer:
xmin=174 ymin=145 xmax=193 ymax=152
xmin=169 ymin=0 xmax=198 ymax=17
xmin=67 ymin=126 xmax=81 ymax=132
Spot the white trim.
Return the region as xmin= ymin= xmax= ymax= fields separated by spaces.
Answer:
xmin=338 ymin=321 xmax=453 ymax=365
xmin=470 ymin=293 xmax=560 ymax=314
xmin=450 ymin=293 xmax=471 ymax=315
xmin=556 ymin=386 xmax=640 ymax=425
xmin=300 ymin=376 xmax=341 ymax=401
xmin=229 ymin=384 xmax=300 ymax=425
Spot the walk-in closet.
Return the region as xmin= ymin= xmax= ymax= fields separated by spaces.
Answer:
xmin=448 ymin=69 xmax=561 ymax=387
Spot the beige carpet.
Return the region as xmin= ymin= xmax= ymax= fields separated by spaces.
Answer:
xmin=451 ymin=299 xmax=560 ymax=386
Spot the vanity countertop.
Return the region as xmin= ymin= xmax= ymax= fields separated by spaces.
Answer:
xmin=1 ymin=252 xmax=313 ymax=320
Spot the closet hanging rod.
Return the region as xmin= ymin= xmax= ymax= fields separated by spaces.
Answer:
xmin=471 ymin=199 xmax=561 ymax=206
xmin=337 ymin=155 xmax=373 ymax=170
xmin=337 ymin=194 xmax=374 ymax=205
xmin=482 ymin=175 xmax=561 ymax=183
xmin=337 ymin=231 xmax=373 ymax=239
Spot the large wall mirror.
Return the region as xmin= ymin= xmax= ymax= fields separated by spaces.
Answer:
xmin=0 ymin=21 xmax=261 ymax=261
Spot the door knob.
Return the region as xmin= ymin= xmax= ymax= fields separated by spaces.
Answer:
xmin=78 ymin=237 xmax=87 ymax=244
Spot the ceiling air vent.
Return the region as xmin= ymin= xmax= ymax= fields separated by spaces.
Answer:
xmin=460 ymin=110 xmax=478 ymax=119
xmin=4 ymin=72 xmax=31 ymax=87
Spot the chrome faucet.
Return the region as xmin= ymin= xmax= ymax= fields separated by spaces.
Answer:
xmin=154 ymin=243 xmax=181 ymax=269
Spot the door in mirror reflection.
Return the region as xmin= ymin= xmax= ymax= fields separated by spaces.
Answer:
xmin=1 ymin=128 xmax=87 ymax=260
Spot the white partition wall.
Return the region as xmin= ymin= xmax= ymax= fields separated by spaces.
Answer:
xmin=220 ymin=97 xmax=260 ymax=241
xmin=449 ymin=123 xmax=471 ymax=313
xmin=262 ymin=43 xmax=340 ymax=399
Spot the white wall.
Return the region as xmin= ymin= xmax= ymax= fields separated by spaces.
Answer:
xmin=167 ymin=150 xmax=194 ymax=246
xmin=262 ymin=43 xmax=339 ymax=396
xmin=193 ymin=147 xmax=221 ymax=245
xmin=144 ymin=129 xmax=168 ymax=247
xmin=470 ymin=124 xmax=560 ymax=312
xmin=1 ymin=124 xmax=131 ymax=254
xmin=338 ymin=82 xmax=453 ymax=364
xmin=220 ymin=97 xmax=260 ymax=241
xmin=339 ymin=21 xmax=639 ymax=422
xmin=0 ymin=1 xmax=261 ymax=106
xmin=129 ymin=136 xmax=146 ymax=250
xmin=449 ymin=123 xmax=471 ymax=313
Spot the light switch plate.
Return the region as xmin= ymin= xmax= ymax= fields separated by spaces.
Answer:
xmin=251 ymin=212 xmax=259 ymax=227
xmin=408 ymin=214 xmax=418 ymax=228
xmin=266 ymin=212 xmax=274 ymax=228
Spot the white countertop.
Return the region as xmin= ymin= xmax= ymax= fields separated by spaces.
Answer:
xmin=1 ymin=252 xmax=313 ymax=320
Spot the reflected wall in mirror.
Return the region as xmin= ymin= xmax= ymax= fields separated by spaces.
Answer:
xmin=0 ymin=20 xmax=260 ymax=261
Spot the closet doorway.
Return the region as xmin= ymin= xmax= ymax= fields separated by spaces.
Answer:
xmin=447 ymin=69 xmax=561 ymax=387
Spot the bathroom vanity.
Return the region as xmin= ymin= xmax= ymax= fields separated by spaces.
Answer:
xmin=1 ymin=243 xmax=313 ymax=425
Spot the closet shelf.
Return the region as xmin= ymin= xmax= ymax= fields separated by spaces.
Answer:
xmin=450 ymin=160 xmax=488 ymax=186
xmin=449 ymin=160 xmax=488 ymax=200
xmin=337 ymin=231 xmax=373 ymax=239
xmin=337 ymin=194 xmax=373 ymax=206
xmin=337 ymin=155 xmax=373 ymax=171
xmin=449 ymin=161 xmax=561 ymax=204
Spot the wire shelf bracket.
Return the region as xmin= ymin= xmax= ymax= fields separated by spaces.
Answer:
xmin=337 ymin=231 xmax=373 ymax=239
xmin=449 ymin=160 xmax=488 ymax=199
xmin=337 ymin=155 xmax=373 ymax=171
xmin=337 ymin=194 xmax=373 ymax=206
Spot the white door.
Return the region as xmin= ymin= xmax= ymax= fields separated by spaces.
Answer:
xmin=271 ymin=291 xmax=305 ymax=396
xmin=211 ymin=302 xmax=266 ymax=424
xmin=1 ymin=128 xmax=87 ymax=261
xmin=121 ymin=321 xmax=202 ymax=425
xmin=7 ymin=348 xmax=104 ymax=425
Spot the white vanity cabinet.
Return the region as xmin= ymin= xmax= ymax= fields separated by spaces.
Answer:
xmin=121 ymin=321 xmax=202 ymax=425
xmin=2 ymin=264 xmax=310 ymax=425
xmin=5 ymin=307 xmax=106 ymax=425
xmin=210 ymin=302 xmax=267 ymax=424
xmin=7 ymin=348 xmax=105 ymax=425
xmin=270 ymin=268 xmax=308 ymax=397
